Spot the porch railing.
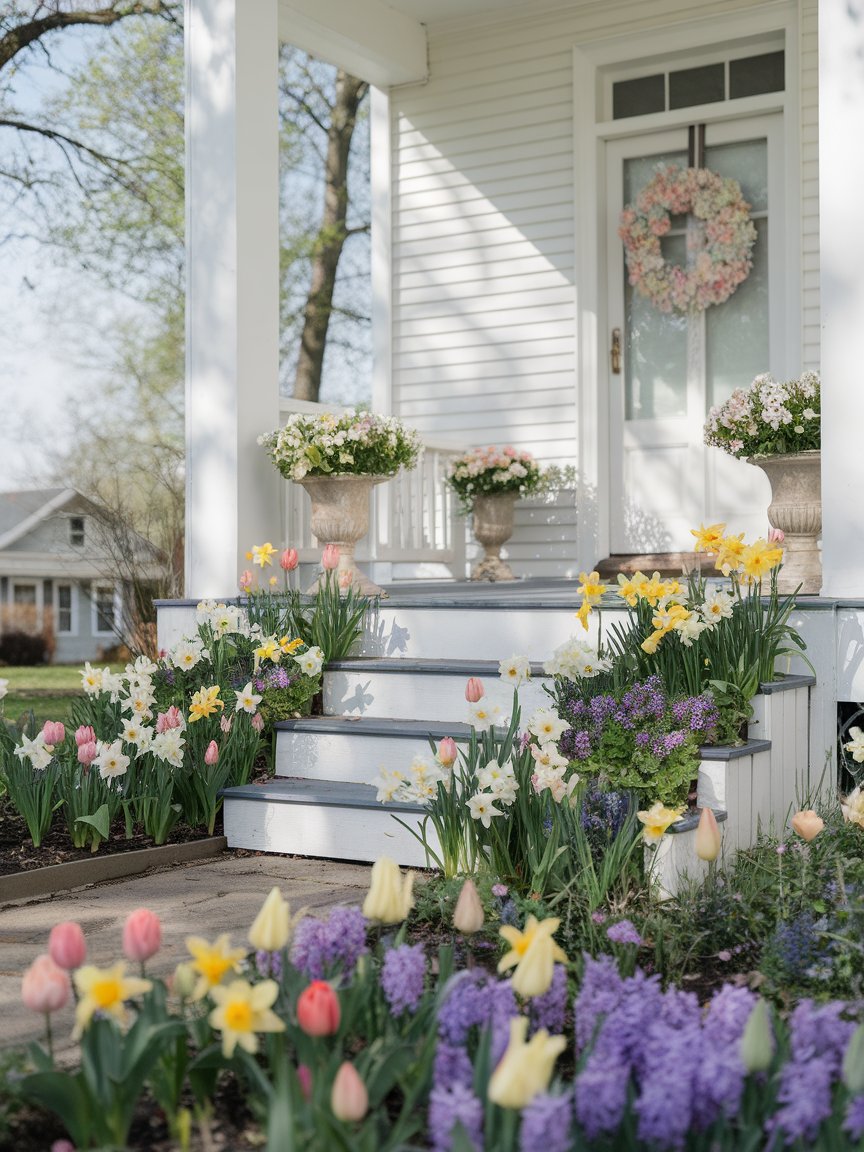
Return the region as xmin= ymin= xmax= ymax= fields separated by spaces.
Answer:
xmin=276 ymin=400 xmax=466 ymax=578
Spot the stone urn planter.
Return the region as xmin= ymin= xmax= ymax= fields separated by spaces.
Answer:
xmin=753 ymin=450 xmax=821 ymax=595
xmin=298 ymin=474 xmax=388 ymax=596
xmin=470 ymin=493 xmax=517 ymax=582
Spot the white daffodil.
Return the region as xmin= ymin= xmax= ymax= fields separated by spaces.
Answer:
xmin=467 ymin=792 xmax=504 ymax=828
xmin=467 ymin=699 xmax=504 ymax=732
xmin=845 ymin=726 xmax=864 ymax=764
xmin=294 ymin=646 xmax=324 ymax=677
xmin=699 ymin=589 xmax=735 ymax=624
xmin=171 ymin=638 xmax=205 ymax=671
xmin=526 ymin=707 xmax=570 ymax=745
xmin=80 ymin=662 xmax=104 ymax=695
xmin=498 ymin=654 xmax=531 ymax=686
xmin=234 ymin=682 xmax=263 ymax=714
xmin=151 ymin=728 xmax=185 ymax=768
xmin=15 ymin=732 xmax=53 ymax=772
xmin=95 ymin=740 xmax=130 ymax=781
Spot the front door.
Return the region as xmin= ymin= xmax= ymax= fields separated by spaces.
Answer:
xmin=606 ymin=115 xmax=781 ymax=553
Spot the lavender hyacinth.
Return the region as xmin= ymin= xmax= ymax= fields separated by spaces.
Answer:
xmin=573 ymin=1053 xmax=629 ymax=1140
xmin=844 ymin=1096 xmax=864 ymax=1141
xmin=433 ymin=1041 xmax=475 ymax=1091
xmin=290 ymin=905 xmax=367 ymax=980
xmin=428 ymin=1083 xmax=483 ymax=1152
xmin=381 ymin=943 xmax=426 ymax=1015
xmin=437 ymin=970 xmax=492 ymax=1046
xmin=530 ymin=964 xmax=568 ymax=1035
xmin=606 ymin=920 xmax=643 ymax=947
xmin=519 ymin=1093 xmax=573 ymax=1152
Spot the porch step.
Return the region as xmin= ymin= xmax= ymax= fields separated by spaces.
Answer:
xmin=221 ymin=778 xmax=439 ymax=868
xmin=274 ymin=716 xmax=473 ymax=786
xmin=697 ymin=741 xmax=772 ymax=853
xmin=324 ymin=657 xmax=553 ymax=721
xmin=650 ymin=808 xmax=729 ymax=900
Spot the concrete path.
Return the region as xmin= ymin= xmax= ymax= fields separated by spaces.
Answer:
xmin=0 ymin=852 xmax=372 ymax=1057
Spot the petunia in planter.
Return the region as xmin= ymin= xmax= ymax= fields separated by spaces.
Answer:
xmin=259 ymin=409 xmax=421 ymax=595
xmin=446 ymin=445 xmax=544 ymax=582
xmin=704 ymin=371 xmax=821 ymax=593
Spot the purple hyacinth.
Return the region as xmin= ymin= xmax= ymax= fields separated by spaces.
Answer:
xmin=530 ymin=964 xmax=568 ymax=1035
xmin=606 ymin=920 xmax=643 ymax=947
xmin=437 ymin=970 xmax=491 ymax=1046
xmin=574 ymin=1053 xmax=629 ymax=1139
xmin=428 ymin=1083 xmax=483 ymax=1152
xmin=634 ymin=1018 xmax=700 ymax=1149
xmin=290 ymin=905 xmax=367 ymax=980
xmin=489 ymin=977 xmax=520 ymax=1066
xmin=692 ymin=984 xmax=756 ymax=1128
xmin=519 ymin=1093 xmax=573 ymax=1152
xmin=381 ymin=943 xmax=426 ymax=1016
xmin=433 ymin=1041 xmax=475 ymax=1091
xmin=255 ymin=949 xmax=283 ymax=980
xmin=844 ymin=1096 xmax=864 ymax=1141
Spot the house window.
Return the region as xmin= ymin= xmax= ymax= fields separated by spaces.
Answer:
xmin=56 ymin=584 xmax=76 ymax=635
xmin=69 ymin=517 xmax=85 ymax=547
xmin=10 ymin=581 xmax=42 ymax=632
xmin=13 ymin=583 xmax=37 ymax=607
xmin=92 ymin=584 xmax=117 ymax=636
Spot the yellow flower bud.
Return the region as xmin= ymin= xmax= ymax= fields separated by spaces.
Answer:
xmin=695 ymin=806 xmax=721 ymax=862
xmin=843 ymin=1024 xmax=864 ymax=1096
xmin=248 ymin=886 xmax=292 ymax=952
xmin=739 ymin=998 xmax=774 ymax=1073
xmin=453 ymin=878 xmax=484 ymax=936
xmin=362 ymin=857 xmax=414 ymax=925
xmin=488 ymin=1017 xmax=567 ymax=1109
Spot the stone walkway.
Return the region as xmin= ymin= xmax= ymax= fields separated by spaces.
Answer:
xmin=0 ymin=853 xmax=371 ymax=1056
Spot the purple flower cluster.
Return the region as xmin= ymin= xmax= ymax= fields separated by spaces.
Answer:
xmin=519 ymin=1093 xmax=573 ymax=1152
xmin=606 ymin=920 xmax=643 ymax=947
xmin=381 ymin=943 xmax=426 ymax=1015
xmin=428 ymin=1083 xmax=483 ymax=1152
xmin=579 ymin=782 xmax=630 ymax=841
xmin=671 ymin=692 xmax=720 ymax=733
xmin=254 ymin=664 xmax=293 ymax=692
xmin=290 ymin=905 xmax=367 ymax=980
xmin=530 ymin=964 xmax=568 ymax=1035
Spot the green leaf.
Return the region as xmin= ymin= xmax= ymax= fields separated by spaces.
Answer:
xmin=75 ymin=803 xmax=111 ymax=840
xmin=18 ymin=1071 xmax=94 ymax=1149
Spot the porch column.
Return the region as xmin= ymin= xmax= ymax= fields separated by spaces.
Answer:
xmin=185 ymin=0 xmax=281 ymax=598
xmin=819 ymin=0 xmax=864 ymax=596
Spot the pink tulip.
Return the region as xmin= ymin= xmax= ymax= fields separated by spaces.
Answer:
xmin=437 ymin=737 xmax=458 ymax=767
xmin=321 ymin=544 xmax=340 ymax=571
xmin=156 ymin=706 xmax=183 ymax=734
xmin=280 ymin=548 xmax=299 ymax=571
xmin=122 ymin=908 xmax=162 ymax=964
xmin=331 ymin=1061 xmax=368 ymax=1122
xmin=220 ymin=714 xmax=233 ymax=734
xmin=251 ymin=712 xmax=265 ymax=734
xmin=204 ymin=740 xmax=219 ymax=766
xmin=465 ymin=677 xmax=485 ymax=703
xmin=74 ymin=724 xmax=96 ymax=747
xmin=791 ymin=809 xmax=824 ymax=842
xmin=768 ymin=528 xmax=785 ymax=544
xmin=297 ymin=1064 xmax=313 ymax=1100
xmin=338 ymin=570 xmax=353 ymax=590
xmin=695 ymin=807 xmax=721 ymax=862
xmin=77 ymin=741 xmax=98 ymax=767
xmin=42 ymin=721 xmax=65 ymax=747
xmin=51 ymin=1141 xmax=76 ymax=1152
xmin=297 ymin=980 xmax=341 ymax=1036
xmin=21 ymin=954 xmax=71 ymax=1014
xmin=239 ymin=569 xmax=254 ymax=591
xmin=48 ymin=921 xmax=87 ymax=970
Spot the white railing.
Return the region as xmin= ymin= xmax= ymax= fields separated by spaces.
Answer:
xmin=276 ymin=400 xmax=466 ymax=577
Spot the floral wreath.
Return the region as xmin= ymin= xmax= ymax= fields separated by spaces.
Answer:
xmin=618 ymin=166 xmax=757 ymax=314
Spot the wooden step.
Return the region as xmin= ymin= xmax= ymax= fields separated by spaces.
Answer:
xmin=324 ymin=657 xmax=553 ymax=721
xmin=649 ymin=808 xmax=729 ymax=899
xmin=221 ymin=778 xmax=439 ymax=868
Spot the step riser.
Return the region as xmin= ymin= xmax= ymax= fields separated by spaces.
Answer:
xmin=324 ymin=670 xmax=552 ymax=722
xmin=222 ymin=796 xmax=439 ymax=868
xmin=276 ymin=729 xmax=443 ymax=785
xmin=648 ymin=826 xmax=724 ymax=901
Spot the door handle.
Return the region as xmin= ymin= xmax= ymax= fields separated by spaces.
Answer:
xmin=610 ymin=328 xmax=622 ymax=375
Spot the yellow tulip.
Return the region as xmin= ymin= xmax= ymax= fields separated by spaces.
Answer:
xmin=248 ymin=886 xmax=292 ymax=952
xmin=790 ymin=809 xmax=824 ymax=842
xmin=695 ymin=806 xmax=722 ymax=862
xmin=488 ymin=1016 xmax=567 ymax=1109
xmin=739 ymin=998 xmax=774 ymax=1073
xmin=452 ymin=878 xmax=484 ymax=936
xmin=362 ymin=857 xmax=414 ymax=925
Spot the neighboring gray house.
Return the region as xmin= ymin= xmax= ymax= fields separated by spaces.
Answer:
xmin=0 ymin=489 xmax=165 ymax=664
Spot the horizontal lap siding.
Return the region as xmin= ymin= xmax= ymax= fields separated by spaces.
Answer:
xmin=800 ymin=0 xmax=820 ymax=369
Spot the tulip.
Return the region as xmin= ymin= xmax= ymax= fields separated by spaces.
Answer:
xmin=453 ymin=878 xmax=484 ymax=935
xmin=297 ymin=980 xmax=341 ymax=1037
xmin=843 ymin=1023 xmax=864 ymax=1096
xmin=48 ymin=921 xmax=87 ymax=970
xmin=297 ymin=1064 xmax=313 ymax=1100
xmin=122 ymin=908 xmax=162 ymax=964
xmin=739 ymin=998 xmax=774 ymax=1073
xmin=77 ymin=740 xmax=98 ymax=767
xmin=488 ymin=1016 xmax=567 ymax=1109
xmin=362 ymin=857 xmax=414 ymax=925
xmin=51 ymin=1141 xmax=76 ymax=1152
xmin=220 ymin=713 xmax=233 ymax=734
xmin=322 ymin=543 xmax=340 ymax=571
xmin=280 ymin=548 xmax=299 ymax=571
xmin=791 ymin=809 xmax=824 ymax=842
xmin=465 ymin=676 xmax=485 ymax=703
xmin=695 ymin=806 xmax=722 ymax=862
xmin=248 ymin=887 xmax=292 ymax=952
xmin=251 ymin=712 xmax=265 ymax=733
xmin=74 ymin=724 xmax=96 ymax=747
xmin=239 ymin=569 xmax=254 ymax=591
xmin=42 ymin=720 xmax=65 ymax=747
xmin=156 ymin=706 xmax=184 ymax=733
xmin=204 ymin=740 xmax=220 ymax=766
xmin=768 ymin=527 xmax=785 ymax=544
xmin=171 ymin=961 xmax=197 ymax=1000
xmin=437 ymin=737 xmax=458 ymax=767
xmin=22 ymin=954 xmax=71 ymax=1014
xmin=331 ymin=1061 xmax=368 ymax=1122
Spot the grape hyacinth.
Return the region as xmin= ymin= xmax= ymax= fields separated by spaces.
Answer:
xmin=380 ymin=943 xmax=426 ymax=1016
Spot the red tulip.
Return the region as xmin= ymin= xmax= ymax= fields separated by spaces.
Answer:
xmin=297 ymin=980 xmax=341 ymax=1036
xmin=331 ymin=1061 xmax=368 ymax=1122
xmin=122 ymin=908 xmax=162 ymax=964
xmin=321 ymin=544 xmax=340 ymax=571
xmin=48 ymin=921 xmax=87 ymax=970
xmin=465 ymin=677 xmax=485 ymax=703
xmin=280 ymin=548 xmax=299 ymax=571
xmin=22 ymin=954 xmax=71 ymax=1014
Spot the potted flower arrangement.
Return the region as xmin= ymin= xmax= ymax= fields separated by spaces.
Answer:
xmin=446 ymin=446 xmax=544 ymax=581
xmin=704 ymin=371 xmax=821 ymax=593
xmin=259 ymin=410 xmax=421 ymax=595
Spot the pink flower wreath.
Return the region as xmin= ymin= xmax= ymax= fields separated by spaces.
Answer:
xmin=618 ymin=166 xmax=757 ymax=313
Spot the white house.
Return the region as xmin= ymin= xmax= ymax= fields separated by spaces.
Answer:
xmin=0 ymin=489 xmax=164 ymax=664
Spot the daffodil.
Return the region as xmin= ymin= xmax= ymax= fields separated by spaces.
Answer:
xmin=73 ymin=962 xmax=152 ymax=1037
xmin=651 ymin=603 xmax=690 ymax=635
xmin=691 ymin=522 xmax=726 ymax=553
xmin=842 ymin=786 xmax=864 ymax=828
xmin=234 ymin=682 xmax=263 ymax=714
xmin=844 ymin=727 xmax=864 ymax=764
xmin=740 ymin=539 xmax=783 ymax=582
xmin=637 ymin=801 xmax=685 ymax=844
xmin=640 ymin=630 xmax=664 ymax=655
xmin=616 ymin=571 xmax=647 ymax=606
xmin=208 ymin=979 xmax=284 ymax=1057
xmin=279 ymin=635 xmax=304 ymax=655
xmin=188 ymin=685 xmax=224 ymax=723
xmin=488 ymin=1016 xmax=567 ymax=1109
xmin=254 ymin=638 xmax=281 ymax=668
xmin=251 ymin=542 xmax=277 ymax=568
xmin=498 ymin=915 xmax=568 ymax=998
xmin=638 ymin=572 xmax=667 ymax=607
xmin=576 ymin=571 xmax=605 ymax=630
xmin=185 ymin=934 xmax=245 ymax=1000
xmin=714 ymin=532 xmax=746 ymax=575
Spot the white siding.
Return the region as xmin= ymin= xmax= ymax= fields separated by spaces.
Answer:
xmin=800 ymin=0 xmax=820 ymax=368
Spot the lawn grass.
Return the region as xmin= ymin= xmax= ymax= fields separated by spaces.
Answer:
xmin=1 ymin=665 xmax=124 ymax=728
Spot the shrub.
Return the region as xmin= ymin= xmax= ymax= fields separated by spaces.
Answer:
xmin=0 ymin=631 xmax=47 ymax=666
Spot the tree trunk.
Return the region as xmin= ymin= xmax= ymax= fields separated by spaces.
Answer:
xmin=292 ymin=70 xmax=368 ymax=403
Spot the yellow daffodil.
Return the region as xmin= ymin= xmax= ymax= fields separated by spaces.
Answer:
xmin=577 ymin=571 xmax=606 ymax=603
xmin=691 ymin=522 xmax=726 ymax=553
xmin=73 ymin=962 xmax=152 ymax=1038
xmin=740 ymin=539 xmax=784 ymax=583
xmin=638 ymin=573 xmax=666 ymax=607
xmin=253 ymin=639 xmax=280 ymax=669
xmin=714 ymin=532 xmax=746 ymax=575
xmin=279 ymin=636 xmax=304 ymax=655
xmin=616 ymin=571 xmax=647 ymax=607
xmin=251 ymin=542 xmax=277 ymax=568
xmin=651 ymin=603 xmax=690 ymax=635
xmin=640 ymin=630 xmax=664 ymax=655
xmin=575 ymin=599 xmax=592 ymax=631
xmin=208 ymin=978 xmax=284 ymax=1058
xmin=498 ymin=915 xmax=568 ymax=998
xmin=188 ymin=685 xmax=224 ymax=723
xmin=185 ymin=934 xmax=245 ymax=1000
xmin=488 ymin=1017 xmax=567 ymax=1109
xmin=637 ymin=801 xmax=685 ymax=844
